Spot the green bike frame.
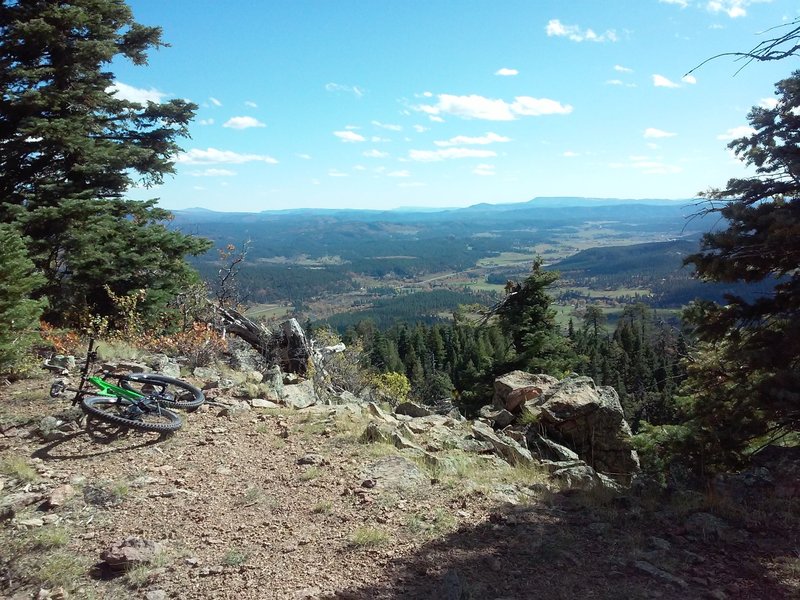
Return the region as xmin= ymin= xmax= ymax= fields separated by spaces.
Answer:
xmin=84 ymin=375 xmax=144 ymax=401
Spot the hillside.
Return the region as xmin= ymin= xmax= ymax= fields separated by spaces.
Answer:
xmin=171 ymin=198 xmax=722 ymax=320
xmin=552 ymin=239 xmax=781 ymax=308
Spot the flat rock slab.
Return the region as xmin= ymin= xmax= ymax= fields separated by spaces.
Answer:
xmin=360 ymin=455 xmax=429 ymax=491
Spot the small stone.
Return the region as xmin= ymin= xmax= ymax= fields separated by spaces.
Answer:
xmin=100 ymin=537 xmax=165 ymax=570
xmin=17 ymin=517 xmax=45 ymax=527
xmin=41 ymin=514 xmax=59 ymax=524
xmin=47 ymin=484 xmax=74 ymax=508
xmin=298 ymin=454 xmax=324 ymax=466
xmin=145 ymin=591 xmax=167 ymax=600
xmin=251 ymin=398 xmax=279 ymax=409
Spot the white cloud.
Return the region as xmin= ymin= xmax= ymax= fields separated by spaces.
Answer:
xmin=177 ymin=148 xmax=278 ymax=165
xmin=614 ymin=64 xmax=633 ymax=73
xmin=189 ymin=168 xmax=236 ymax=177
xmin=372 ymin=120 xmax=402 ymax=131
xmin=334 ymin=130 xmax=366 ymax=143
xmin=706 ymin=0 xmax=758 ymax=18
xmin=563 ymin=151 xmax=579 ymax=157
xmin=209 ymin=97 xmax=222 ymax=107
xmin=198 ymin=118 xmax=215 ymax=126
xmin=223 ymin=116 xmax=266 ymax=129
xmin=659 ymin=0 xmax=688 ymax=7
xmin=108 ymin=82 xmax=168 ymax=104
xmin=408 ymin=148 xmax=497 ymax=162
xmin=371 ymin=136 xmax=390 ymax=143
xmin=429 ymin=115 xmax=445 ymax=123
xmin=416 ymin=93 xmax=572 ymax=121
xmin=473 ymin=164 xmax=496 ymax=176
xmin=681 ymin=74 xmax=697 ymax=84
xmin=328 ymin=169 xmax=349 ymax=177
xmin=606 ymin=79 xmax=624 ymax=86
xmin=434 ymin=132 xmax=511 ymax=147
xmin=345 ymin=124 xmax=360 ymax=130
xmin=545 ymin=19 xmax=618 ymax=43
xmin=413 ymin=124 xmax=429 ymax=133
xmin=717 ymin=125 xmax=756 ymax=140
xmin=653 ymin=74 xmax=681 ymax=88
xmin=644 ymin=127 xmax=677 ymax=138
xmin=363 ymin=149 xmax=389 ymax=158
xmin=354 ymin=165 xmax=367 ymax=171
xmin=296 ymin=153 xmax=312 ymax=160
xmin=759 ymin=97 xmax=778 ymax=109
xmin=495 ymin=68 xmax=519 ymax=76
xmin=512 ymin=96 xmax=574 ymax=116
xmin=325 ymin=82 xmax=364 ymax=97
xmin=244 ymin=100 xmax=258 ymax=108
xmin=387 ymin=170 xmax=411 ymax=177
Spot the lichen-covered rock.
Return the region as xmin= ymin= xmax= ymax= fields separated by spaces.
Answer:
xmin=281 ymin=378 xmax=318 ymax=408
xmin=537 ymin=375 xmax=639 ymax=478
xmin=471 ymin=421 xmax=534 ymax=466
xmin=492 ymin=371 xmax=558 ymax=412
xmin=395 ymin=401 xmax=433 ymax=418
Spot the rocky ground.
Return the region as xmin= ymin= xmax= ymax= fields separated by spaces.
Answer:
xmin=1 ymin=372 xmax=799 ymax=600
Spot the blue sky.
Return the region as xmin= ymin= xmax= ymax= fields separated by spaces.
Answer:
xmin=114 ymin=0 xmax=799 ymax=212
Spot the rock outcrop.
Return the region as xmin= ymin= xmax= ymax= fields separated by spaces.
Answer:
xmin=534 ymin=375 xmax=640 ymax=478
xmin=483 ymin=372 xmax=640 ymax=484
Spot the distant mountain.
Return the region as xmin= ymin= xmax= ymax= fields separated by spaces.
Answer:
xmin=170 ymin=196 xmax=697 ymax=222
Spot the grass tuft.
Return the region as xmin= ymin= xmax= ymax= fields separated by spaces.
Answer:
xmin=222 ymin=548 xmax=248 ymax=566
xmin=1 ymin=456 xmax=38 ymax=483
xmin=350 ymin=526 xmax=390 ymax=547
xmin=312 ymin=501 xmax=333 ymax=514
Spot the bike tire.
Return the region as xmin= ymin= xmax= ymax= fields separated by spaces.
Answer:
xmin=120 ymin=373 xmax=205 ymax=410
xmin=80 ymin=396 xmax=183 ymax=433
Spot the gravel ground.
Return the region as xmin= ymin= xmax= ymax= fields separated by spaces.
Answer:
xmin=1 ymin=374 xmax=798 ymax=600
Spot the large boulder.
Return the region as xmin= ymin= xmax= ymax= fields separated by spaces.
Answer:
xmin=493 ymin=371 xmax=558 ymax=412
xmin=535 ymin=375 xmax=639 ymax=478
xmin=281 ymin=378 xmax=318 ymax=409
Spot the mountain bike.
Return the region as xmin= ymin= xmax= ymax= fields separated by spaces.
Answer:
xmin=49 ymin=339 xmax=204 ymax=433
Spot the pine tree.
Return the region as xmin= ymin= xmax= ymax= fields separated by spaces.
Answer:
xmin=0 ymin=225 xmax=46 ymax=374
xmin=682 ymin=71 xmax=800 ymax=469
xmin=0 ymin=0 xmax=211 ymax=326
xmin=495 ymin=259 xmax=575 ymax=375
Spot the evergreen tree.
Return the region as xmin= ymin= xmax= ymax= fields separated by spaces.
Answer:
xmin=0 ymin=0 xmax=211 ymax=326
xmin=682 ymin=71 xmax=800 ymax=468
xmin=0 ymin=225 xmax=45 ymax=374
xmin=495 ymin=259 xmax=575 ymax=374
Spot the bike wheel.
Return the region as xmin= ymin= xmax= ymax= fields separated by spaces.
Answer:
xmin=80 ymin=396 xmax=183 ymax=433
xmin=120 ymin=373 xmax=205 ymax=410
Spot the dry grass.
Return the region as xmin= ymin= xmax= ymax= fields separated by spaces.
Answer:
xmin=1 ymin=456 xmax=38 ymax=483
xmin=350 ymin=526 xmax=390 ymax=547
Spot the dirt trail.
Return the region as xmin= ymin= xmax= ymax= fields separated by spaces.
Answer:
xmin=1 ymin=375 xmax=798 ymax=599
